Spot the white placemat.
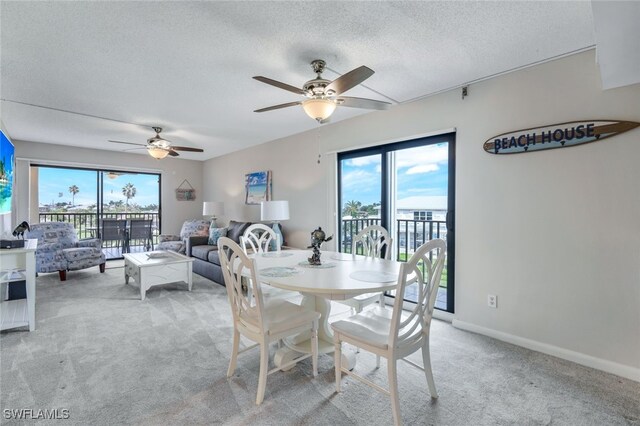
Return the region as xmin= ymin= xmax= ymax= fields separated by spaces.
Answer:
xmin=297 ymin=261 xmax=337 ymax=269
xmin=349 ymin=270 xmax=397 ymax=283
xmin=259 ymin=267 xmax=301 ymax=278
xmin=260 ymin=251 xmax=294 ymax=258
xmin=330 ymin=253 xmax=359 ymax=261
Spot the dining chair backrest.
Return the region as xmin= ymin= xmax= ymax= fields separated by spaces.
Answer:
xmin=100 ymin=219 xmax=127 ymax=241
xmin=218 ymin=237 xmax=266 ymax=330
xmin=389 ymin=238 xmax=446 ymax=351
xmin=129 ymin=218 xmax=152 ymax=239
xmin=351 ymin=225 xmax=393 ymax=260
xmin=240 ymin=224 xmax=280 ymax=254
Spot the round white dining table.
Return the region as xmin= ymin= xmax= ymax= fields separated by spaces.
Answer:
xmin=247 ymin=249 xmax=402 ymax=369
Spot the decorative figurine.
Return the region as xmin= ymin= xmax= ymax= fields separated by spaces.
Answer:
xmin=12 ymin=221 xmax=30 ymax=239
xmin=308 ymin=227 xmax=333 ymax=265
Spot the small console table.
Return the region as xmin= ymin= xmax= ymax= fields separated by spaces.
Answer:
xmin=0 ymin=239 xmax=37 ymax=332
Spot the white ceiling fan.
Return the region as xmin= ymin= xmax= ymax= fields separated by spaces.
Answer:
xmin=253 ymin=59 xmax=391 ymax=123
xmin=108 ymin=127 xmax=204 ymax=159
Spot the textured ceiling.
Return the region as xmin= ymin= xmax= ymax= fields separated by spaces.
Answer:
xmin=1 ymin=1 xmax=595 ymax=161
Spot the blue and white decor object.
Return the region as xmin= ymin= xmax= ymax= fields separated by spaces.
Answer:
xmin=261 ymin=200 xmax=289 ymax=250
xmin=208 ymin=227 xmax=228 ymax=246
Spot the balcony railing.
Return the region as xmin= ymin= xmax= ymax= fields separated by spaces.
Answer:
xmin=38 ymin=212 xmax=160 ymax=256
xmin=340 ymin=218 xmax=446 ymax=260
xmin=341 ymin=218 xmax=449 ymax=305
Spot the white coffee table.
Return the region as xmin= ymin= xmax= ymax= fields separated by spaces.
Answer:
xmin=123 ymin=251 xmax=194 ymax=300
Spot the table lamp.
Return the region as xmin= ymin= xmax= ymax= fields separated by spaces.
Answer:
xmin=203 ymin=201 xmax=224 ymax=226
xmin=260 ymin=200 xmax=289 ymax=249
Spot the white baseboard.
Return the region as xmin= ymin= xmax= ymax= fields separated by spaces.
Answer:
xmin=432 ymin=309 xmax=454 ymax=323
xmin=452 ymin=319 xmax=640 ymax=383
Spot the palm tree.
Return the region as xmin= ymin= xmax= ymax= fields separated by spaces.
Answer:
xmin=122 ymin=183 xmax=137 ymax=212
xmin=343 ymin=200 xmax=362 ymax=218
xmin=68 ymin=185 xmax=79 ymax=206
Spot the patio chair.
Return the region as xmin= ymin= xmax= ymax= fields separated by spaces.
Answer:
xmin=26 ymin=222 xmax=106 ymax=281
xmin=218 ymin=237 xmax=319 ymax=405
xmin=332 ymin=238 xmax=447 ymax=425
xmin=100 ymin=219 xmax=127 ymax=254
xmin=128 ymin=218 xmax=154 ymax=252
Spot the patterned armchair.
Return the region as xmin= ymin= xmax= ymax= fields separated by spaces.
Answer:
xmin=26 ymin=222 xmax=106 ymax=281
xmin=156 ymin=219 xmax=210 ymax=254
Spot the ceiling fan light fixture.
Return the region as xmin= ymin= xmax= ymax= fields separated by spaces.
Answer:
xmin=148 ymin=146 xmax=169 ymax=159
xmin=302 ymin=98 xmax=336 ymax=122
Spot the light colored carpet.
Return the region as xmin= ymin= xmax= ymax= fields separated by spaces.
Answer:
xmin=1 ymin=267 xmax=638 ymax=425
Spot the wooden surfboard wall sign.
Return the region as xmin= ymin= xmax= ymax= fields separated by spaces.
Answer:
xmin=483 ymin=120 xmax=640 ymax=155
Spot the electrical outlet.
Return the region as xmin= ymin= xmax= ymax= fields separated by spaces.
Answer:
xmin=487 ymin=294 xmax=497 ymax=308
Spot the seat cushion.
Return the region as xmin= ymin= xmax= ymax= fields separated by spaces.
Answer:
xmin=331 ymin=307 xmax=393 ymax=349
xmin=207 ymin=249 xmax=221 ymax=266
xmin=239 ymin=299 xmax=320 ymax=337
xmin=227 ymin=221 xmax=251 ymax=244
xmin=191 ymin=245 xmax=217 ymax=262
xmin=332 ymin=308 xmax=422 ymax=350
xmin=62 ymin=247 xmax=102 ymax=262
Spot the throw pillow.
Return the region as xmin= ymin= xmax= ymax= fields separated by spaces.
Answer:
xmin=180 ymin=220 xmax=210 ymax=239
xmin=208 ymin=227 xmax=227 ymax=246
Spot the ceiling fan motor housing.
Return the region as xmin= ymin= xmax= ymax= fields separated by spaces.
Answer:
xmin=305 ymin=60 xmax=332 ymax=97
xmin=303 ymin=78 xmax=331 ymax=97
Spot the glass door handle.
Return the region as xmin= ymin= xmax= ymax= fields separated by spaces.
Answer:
xmin=446 ymin=210 xmax=454 ymax=232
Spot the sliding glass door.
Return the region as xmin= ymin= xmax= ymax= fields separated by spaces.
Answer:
xmin=32 ymin=165 xmax=161 ymax=259
xmin=338 ymin=132 xmax=455 ymax=313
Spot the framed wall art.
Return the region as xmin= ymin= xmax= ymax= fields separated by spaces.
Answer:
xmin=245 ymin=171 xmax=272 ymax=205
xmin=175 ymin=179 xmax=196 ymax=201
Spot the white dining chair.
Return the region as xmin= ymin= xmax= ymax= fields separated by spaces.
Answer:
xmin=218 ymin=237 xmax=320 ymax=405
xmin=240 ymin=223 xmax=281 ymax=253
xmin=240 ymin=224 xmax=293 ymax=303
xmin=338 ymin=225 xmax=393 ymax=313
xmin=332 ymin=238 xmax=447 ymax=425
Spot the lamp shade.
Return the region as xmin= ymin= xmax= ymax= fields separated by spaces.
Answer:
xmin=302 ymin=98 xmax=337 ymax=122
xmin=261 ymin=200 xmax=289 ymax=221
xmin=203 ymin=201 xmax=224 ymax=217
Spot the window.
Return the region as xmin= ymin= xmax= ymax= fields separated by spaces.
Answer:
xmin=31 ymin=165 xmax=161 ymax=259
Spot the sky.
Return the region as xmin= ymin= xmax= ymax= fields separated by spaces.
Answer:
xmin=38 ymin=167 xmax=160 ymax=208
xmin=341 ymin=143 xmax=449 ymax=208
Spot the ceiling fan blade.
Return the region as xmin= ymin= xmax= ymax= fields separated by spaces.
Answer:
xmin=253 ymin=76 xmax=306 ymax=95
xmin=122 ymin=147 xmax=147 ymax=152
xmin=108 ymin=140 xmax=146 ymax=147
xmin=336 ymin=96 xmax=391 ymax=110
xmin=325 ymin=66 xmax=374 ymax=96
xmin=167 ymin=149 xmax=180 ymax=157
xmin=254 ymin=101 xmax=302 ymax=113
xmin=170 ymin=146 xmax=204 ymax=152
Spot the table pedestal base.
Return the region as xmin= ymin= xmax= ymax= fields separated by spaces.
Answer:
xmin=272 ymin=293 xmax=357 ymax=371
xmin=273 ymin=345 xmax=356 ymax=372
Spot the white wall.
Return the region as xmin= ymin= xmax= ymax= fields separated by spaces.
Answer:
xmin=202 ymin=50 xmax=640 ymax=380
xmin=12 ymin=140 xmax=203 ymax=235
